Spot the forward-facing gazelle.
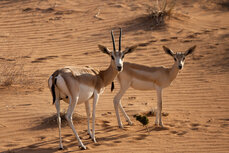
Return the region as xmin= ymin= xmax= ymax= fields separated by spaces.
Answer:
xmin=48 ymin=29 xmax=137 ymax=150
xmin=113 ymin=45 xmax=196 ymax=128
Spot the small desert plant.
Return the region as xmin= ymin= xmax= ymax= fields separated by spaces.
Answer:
xmin=134 ymin=114 xmax=149 ymax=132
xmin=0 ymin=57 xmax=25 ymax=86
xmin=148 ymin=0 xmax=176 ymax=26
xmin=0 ymin=52 xmax=36 ymax=88
xmin=40 ymin=110 xmax=86 ymax=128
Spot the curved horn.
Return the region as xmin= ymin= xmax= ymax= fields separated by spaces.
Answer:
xmin=111 ymin=30 xmax=116 ymax=52
xmin=119 ymin=28 xmax=122 ymax=52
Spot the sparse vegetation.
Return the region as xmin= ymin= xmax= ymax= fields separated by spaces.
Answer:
xmin=0 ymin=57 xmax=25 ymax=86
xmin=148 ymin=0 xmax=176 ymax=26
xmin=134 ymin=114 xmax=149 ymax=132
xmin=40 ymin=110 xmax=86 ymax=128
xmin=0 ymin=52 xmax=38 ymax=89
xmin=144 ymin=108 xmax=169 ymax=117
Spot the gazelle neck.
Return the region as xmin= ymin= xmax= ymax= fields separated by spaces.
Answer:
xmin=99 ymin=60 xmax=119 ymax=87
xmin=169 ymin=62 xmax=180 ymax=82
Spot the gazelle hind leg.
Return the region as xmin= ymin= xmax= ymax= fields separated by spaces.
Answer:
xmin=85 ymin=100 xmax=92 ymax=138
xmin=65 ymin=96 xmax=86 ymax=150
xmin=55 ymin=99 xmax=64 ymax=150
xmin=113 ymin=83 xmax=130 ymax=128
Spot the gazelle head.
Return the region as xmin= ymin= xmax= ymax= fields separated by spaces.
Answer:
xmin=98 ymin=28 xmax=138 ymax=72
xmin=163 ymin=45 xmax=196 ymax=70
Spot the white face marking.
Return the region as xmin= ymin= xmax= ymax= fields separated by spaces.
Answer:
xmin=111 ymin=51 xmax=124 ymax=72
xmin=174 ymin=53 xmax=186 ymax=70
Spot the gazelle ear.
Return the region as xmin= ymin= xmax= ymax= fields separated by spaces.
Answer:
xmin=185 ymin=45 xmax=196 ymax=56
xmin=123 ymin=45 xmax=138 ymax=55
xmin=98 ymin=44 xmax=111 ymax=55
xmin=163 ymin=46 xmax=174 ymax=57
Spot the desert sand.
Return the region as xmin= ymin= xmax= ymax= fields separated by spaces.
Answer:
xmin=0 ymin=0 xmax=229 ymax=152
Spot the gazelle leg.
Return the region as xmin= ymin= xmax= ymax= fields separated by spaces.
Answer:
xmin=155 ymin=88 xmax=163 ymax=127
xmin=119 ymin=102 xmax=132 ymax=125
xmin=91 ymin=92 xmax=99 ymax=143
xmin=55 ymin=99 xmax=64 ymax=150
xmin=113 ymin=84 xmax=129 ymax=128
xmin=65 ymin=96 xmax=86 ymax=150
xmin=85 ymin=100 xmax=92 ymax=138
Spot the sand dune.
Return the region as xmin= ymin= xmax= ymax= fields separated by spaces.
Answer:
xmin=0 ymin=0 xmax=229 ymax=152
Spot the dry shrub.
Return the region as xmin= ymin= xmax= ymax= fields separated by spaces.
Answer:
xmin=148 ymin=0 xmax=176 ymax=26
xmin=0 ymin=58 xmax=25 ymax=86
xmin=201 ymin=0 xmax=229 ymax=10
xmin=214 ymin=0 xmax=229 ymax=10
xmin=0 ymin=52 xmax=36 ymax=88
xmin=40 ymin=110 xmax=86 ymax=128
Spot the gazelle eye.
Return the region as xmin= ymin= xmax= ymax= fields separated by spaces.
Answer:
xmin=183 ymin=57 xmax=185 ymax=60
xmin=174 ymin=58 xmax=177 ymax=61
xmin=111 ymin=55 xmax=114 ymax=60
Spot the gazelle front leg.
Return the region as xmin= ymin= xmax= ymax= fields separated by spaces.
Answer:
xmin=113 ymin=84 xmax=130 ymax=128
xmin=85 ymin=100 xmax=92 ymax=138
xmin=119 ymin=102 xmax=132 ymax=126
xmin=155 ymin=87 xmax=163 ymax=127
xmin=65 ymin=96 xmax=86 ymax=150
xmin=91 ymin=91 xmax=99 ymax=143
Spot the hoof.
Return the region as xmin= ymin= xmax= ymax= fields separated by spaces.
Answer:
xmin=92 ymin=137 xmax=97 ymax=143
xmin=58 ymin=147 xmax=64 ymax=150
xmin=79 ymin=145 xmax=87 ymax=150
xmin=155 ymin=122 xmax=164 ymax=127
xmin=88 ymin=134 xmax=92 ymax=139
xmin=118 ymin=124 xmax=124 ymax=129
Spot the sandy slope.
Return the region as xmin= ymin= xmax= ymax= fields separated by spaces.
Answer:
xmin=0 ymin=0 xmax=229 ymax=152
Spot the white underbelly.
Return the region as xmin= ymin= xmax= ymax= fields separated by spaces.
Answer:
xmin=131 ymin=78 xmax=156 ymax=90
xmin=58 ymin=84 xmax=94 ymax=104
xmin=78 ymin=84 xmax=94 ymax=103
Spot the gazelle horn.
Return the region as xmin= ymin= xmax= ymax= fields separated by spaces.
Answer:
xmin=119 ymin=28 xmax=122 ymax=52
xmin=111 ymin=30 xmax=116 ymax=52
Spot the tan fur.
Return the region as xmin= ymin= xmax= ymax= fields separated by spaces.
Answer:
xmin=113 ymin=45 xmax=196 ymax=128
xmin=48 ymin=29 xmax=138 ymax=149
xmin=120 ymin=62 xmax=173 ymax=87
xmin=52 ymin=63 xmax=117 ymax=97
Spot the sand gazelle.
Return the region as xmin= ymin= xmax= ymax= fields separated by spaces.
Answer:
xmin=48 ymin=29 xmax=138 ymax=150
xmin=112 ymin=45 xmax=196 ymax=128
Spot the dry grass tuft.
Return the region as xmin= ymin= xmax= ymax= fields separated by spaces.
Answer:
xmin=40 ymin=110 xmax=86 ymax=128
xmin=0 ymin=52 xmax=38 ymax=89
xmin=217 ymin=0 xmax=229 ymax=10
xmin=0 ymin=57 xmax=25 ymax=86
xmin=201 ymin=0 xmax=229 ymax=10
xmin=148 ymin=0 xmax=176 ymax=27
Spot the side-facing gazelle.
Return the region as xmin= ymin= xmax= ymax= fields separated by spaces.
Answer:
xmin=113 ymin=45 xmax=196 ymax=128
xmin=48 ymin=29 xmax=137 ymax=150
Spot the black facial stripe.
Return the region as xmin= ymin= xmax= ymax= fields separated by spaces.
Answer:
xmin=111 ymin=55 xmax=114 ymax=60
